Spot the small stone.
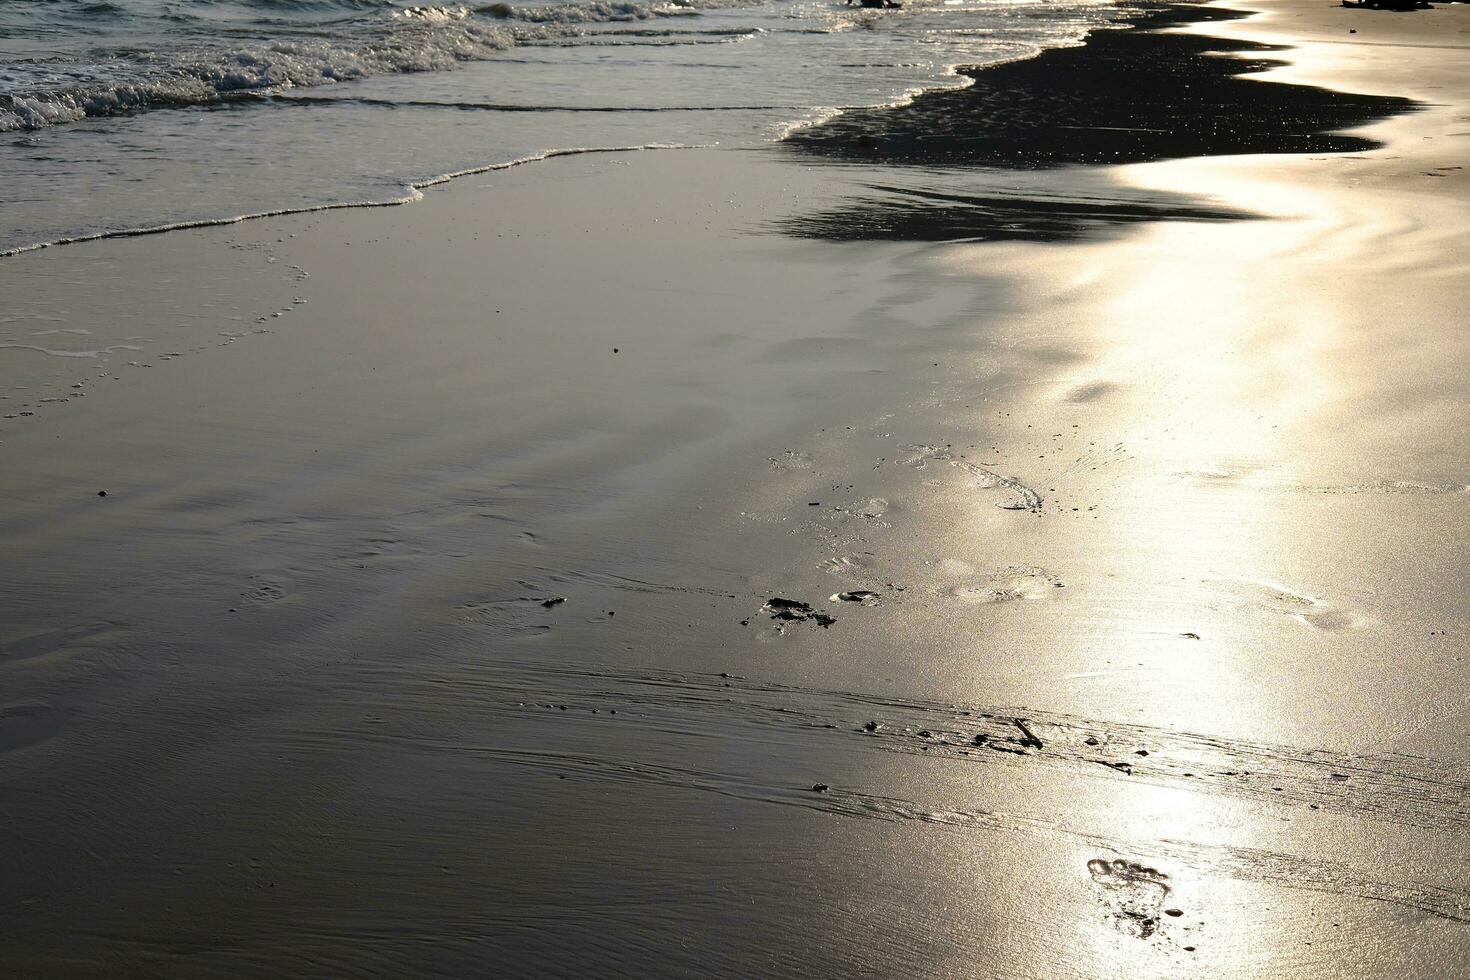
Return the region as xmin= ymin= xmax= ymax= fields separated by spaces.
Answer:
xmin=1165 ymin=908 xmax=1183 ymax=917
xmin=97 ymin=490 xmax=107 ymax=497
xmin=917 ymin=730 xmax=932 ymax=738
xmin=811 ymin=783 xmax=829 ymax=793
xmin=863 ymin=721 xmax=879 ymax=732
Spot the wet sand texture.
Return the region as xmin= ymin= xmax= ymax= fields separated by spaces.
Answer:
xmin=3 ymin=0 xmax=1470 ymax=976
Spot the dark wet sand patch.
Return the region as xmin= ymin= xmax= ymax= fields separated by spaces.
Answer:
xmin=777 ymin=182 xmax=1251 ymax=244
xmin=787 ymin=4 xmax=1416 ymax=170
xmin=780 ymin=3 xmax=1418 ymax=243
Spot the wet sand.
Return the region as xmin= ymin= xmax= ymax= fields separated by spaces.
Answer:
xmin=4 ymin=1 xmax=1470 ymax=976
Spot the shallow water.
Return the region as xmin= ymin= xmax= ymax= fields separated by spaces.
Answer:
xmin=0 ymin=0 xmax=1121 ymax=253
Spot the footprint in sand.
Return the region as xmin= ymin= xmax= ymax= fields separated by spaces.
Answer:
xmin=241 ymin=576 xmax=287 ymax=605
xmin=1061 ymin=379 xmax=1121 ymax=403
xmin=821 ymin=554 xmax=879 ymax=579
xmin=944 ymin=564 xmax=1060 ymax=604
xmin=1209 ymin=579 xmax=1364 ymax=631
xmin=768 ymin=450 xmax=815 ymax=472
xmin=1176 ymin=466 xmax=1240 ymax=483
xmin=897 ymin=444 xmax=950 ymax=469
xmin=1086 ymin=858 xmax=1172 ymax=939
xmin=894 ymin=445 xmax=1043 ymax=512
xmin=831 ymin=497 xmax=894 ymax=528
xmin=459 ymin=588 xmax=567 ymax=635
xmin=819 ymin=554 xmax=898 ymax=595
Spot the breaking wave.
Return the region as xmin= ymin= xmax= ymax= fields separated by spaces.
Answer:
xmin=0 ymin=0 xmax=755 ymax=131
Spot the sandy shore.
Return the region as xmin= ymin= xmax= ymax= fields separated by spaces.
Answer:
xmin=3 ymin=2 xmax=1470 ymax=976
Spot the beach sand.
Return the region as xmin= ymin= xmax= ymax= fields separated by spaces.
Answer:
xmin=3 ymin=1 xmax=1469 ymax=975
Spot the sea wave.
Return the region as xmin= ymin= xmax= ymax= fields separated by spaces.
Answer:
xmin=0 ymin=0 xmax=758 ymax=132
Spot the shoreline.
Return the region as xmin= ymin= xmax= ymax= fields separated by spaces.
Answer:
xmin=0 ymin=0 xmax=1104 ymax=261
xmin=4 ymin=0 xmax=1470 ymax=975
xmin=2 ymin=0 xmax=1398 ymax=261
xmin=0 ymin=143 xmax=700 ymax=260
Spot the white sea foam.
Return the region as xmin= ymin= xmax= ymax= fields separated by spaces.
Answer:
xmin=0 ymin=142 xmax=708 ymax=258
xmin=0 ymin=0 xmax=754 ymax=132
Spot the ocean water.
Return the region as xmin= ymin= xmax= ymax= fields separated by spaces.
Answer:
xmin=0 ymin=0 xmax=1123 ymax=254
